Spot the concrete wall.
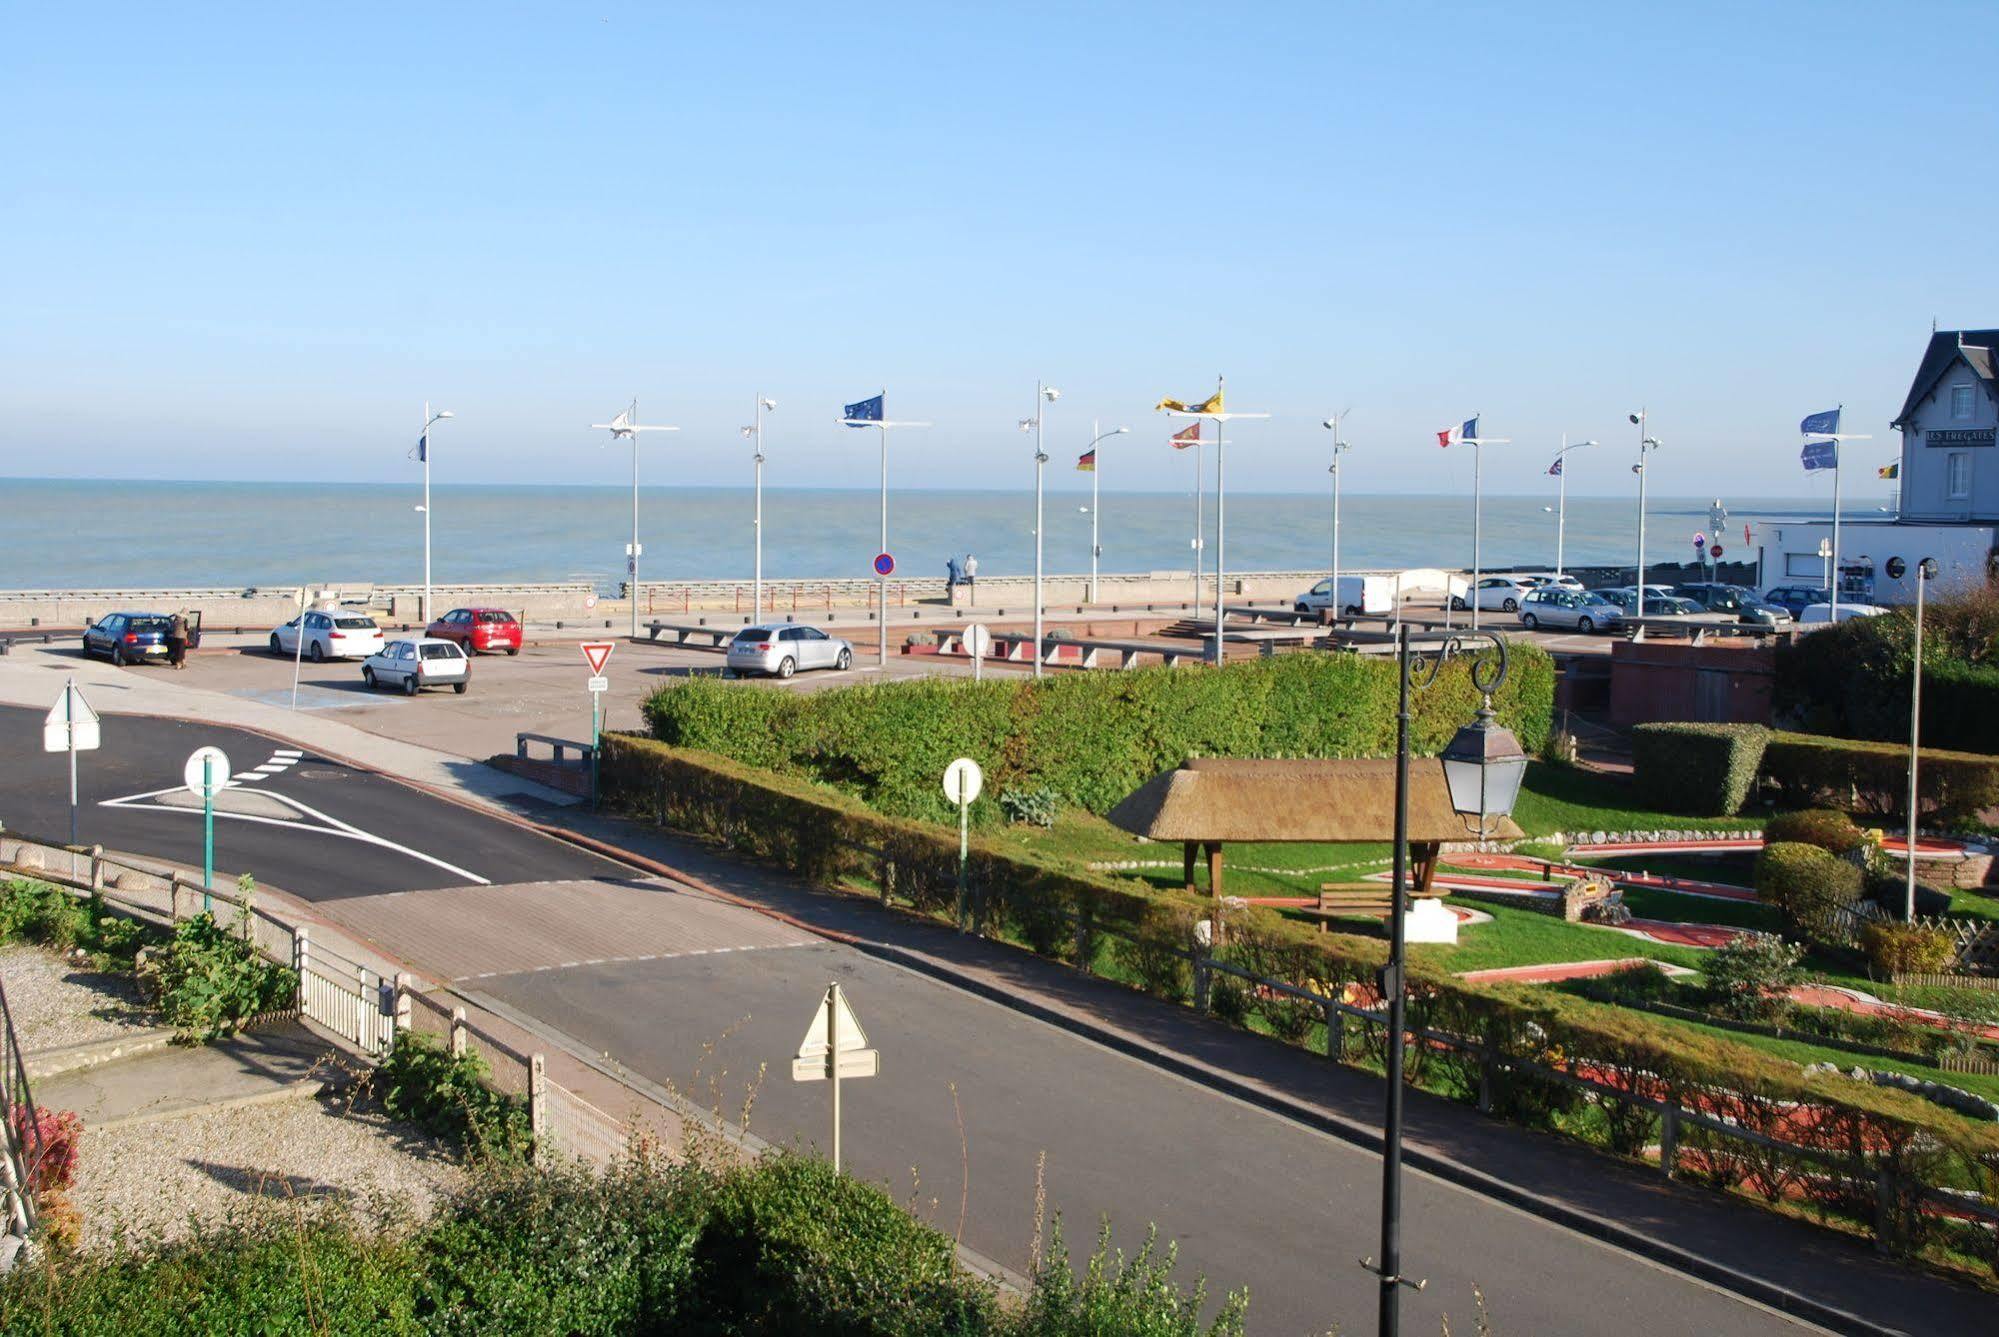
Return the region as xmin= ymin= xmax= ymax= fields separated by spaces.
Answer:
xmin=0 ymin=582 xmax=602 ymax=630
xmin=1608 ymin=640 xmax=1776 ymax=727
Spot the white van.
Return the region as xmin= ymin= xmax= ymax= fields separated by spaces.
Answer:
xmin=1294 ymin=574 xmax=1394 ymax=617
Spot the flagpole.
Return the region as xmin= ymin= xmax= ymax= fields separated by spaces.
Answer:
xmin=1556 ymin=432 xmax=1568 ymax=579
xmin=1214 ymin=416 xmax=1226 ymax=665
xmin=1831 ymin=405 xmax=1843 ymax=625
xmin=630 ymin=401 xmax=641 ymax=640
xmin=879 ymin=420 xmax=889 ymax=670
xmin=753 ymin=396 xmax=766 ymax=622
xmin=1090 ymin=418 xmax=1101 ymax=605
xmin=1472 ymin=424 xmax=1482 ymax=632
xmin=1193 ymin=434 xmax=1204 ymax=613
xmin=422 ymin=401 xmax=433 ymax=627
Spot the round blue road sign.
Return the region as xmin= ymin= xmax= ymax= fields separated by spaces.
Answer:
xmin=874 ymin=552 xmax=895 ymax=576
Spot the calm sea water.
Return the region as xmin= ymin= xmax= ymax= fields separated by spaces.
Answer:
xmin=0 ymin=479 xmax=1871 ymax=592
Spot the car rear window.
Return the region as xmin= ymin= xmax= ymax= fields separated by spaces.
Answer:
xmin=128 ymin=617 xmax=171 ymax=633
xmin=421 ymin=643 xmax=463 ymax=660
xmin=335 ymin=617 xmax=377 ymax=630
xmin=731 ymin=628 xmax=771 ymax=643
xmin=477 ymin=611 xmax=517 ymax=624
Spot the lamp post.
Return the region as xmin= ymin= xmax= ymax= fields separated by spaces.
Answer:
xmin=1370 ymin=627 xmax=1526 ymax=1337
xmin=1084 ymin=421 xmax=1129 ymax=604
xmin=1021 ymin=383 xmax=1060 ymax=679
xmin=416 ymin=405 xmax=453 ymax=625
xmin=1890 ymin=556 xmax=1939 ymax=921
xmin=740 ymin=396 xmax=777 ymax=620
xmin=591 ymin=400 xmax=680 ymax=639
xmin=1629 ymin=411 xmax=1662 ymax=611
xmin=1550 ymin=436 xmax=1596 ymax=579
xmin=1321 ymin=414 xmax=1353 ymax=612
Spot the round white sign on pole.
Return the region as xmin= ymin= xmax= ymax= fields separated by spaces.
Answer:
xmin=962 ymin=623 xmax=993 ymax=660
xmin=942 ymin=757 xmax=984 ymax=807
xmin=184 ymin=746 xmax=232 ymax=800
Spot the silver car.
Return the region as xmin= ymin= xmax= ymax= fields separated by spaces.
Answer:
xmin=1517 ymin=588 xmax=1624 ymax=634
xmin=726 ymin=624 xmax=853 ymax=678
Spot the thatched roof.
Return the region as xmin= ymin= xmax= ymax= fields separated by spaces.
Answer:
xmin=1107 ymin=757 xmax=1523 ymax=844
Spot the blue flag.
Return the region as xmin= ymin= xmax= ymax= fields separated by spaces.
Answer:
xmin=1547 ymin=456 xmax=1563 ymax=477
xmin=415 ymin=430 xmax=427 ymax=463
xmin=844 ymin=393 xmax=884 ymax=426
xmin=1801 ymin=438 xmax=1838 ymax=471
xmin=1799 ymin=408 xmax=1841 ymax=436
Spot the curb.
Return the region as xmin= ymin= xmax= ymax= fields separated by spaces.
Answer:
xmin=25 ymin=1028 xmax=176 ymax=1081
xmin=85 ymin=1074 xmax=329 ymax=1133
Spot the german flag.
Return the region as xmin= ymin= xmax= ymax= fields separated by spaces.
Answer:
xmin=1076 ymin=450 xmax=1096 ymax=472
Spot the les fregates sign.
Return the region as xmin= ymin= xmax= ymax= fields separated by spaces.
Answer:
xmin=1927 ymin=427 xmax=1997 ymax=448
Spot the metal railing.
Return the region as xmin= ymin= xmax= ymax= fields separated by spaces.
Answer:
xmin=0 ymin=981 xmax=44 ymax=1239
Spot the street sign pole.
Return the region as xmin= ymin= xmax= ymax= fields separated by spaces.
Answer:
xmin=942 ymin=758 xmax=984 ymax=933
xmin=66 ymin=686 xmax=78 ymax=846
xmin=46 ymin=679 xmax=102 ymax=847
xmin=591 ymin=689 xmax=601 ymax=809
xmin=202 ymin=754 xmax=214 ymax=911
xmin=791 ymin=981 xmax=879 ymax=1174
xmin=829 ymin=984 xmax=842 ymax=1171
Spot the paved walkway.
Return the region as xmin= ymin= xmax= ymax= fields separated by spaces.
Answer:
xmin=33 ymin=1022 xmax=344 ymax=1130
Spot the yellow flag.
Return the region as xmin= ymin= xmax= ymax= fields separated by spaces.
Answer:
xmin=1155 ymin=388 xmax=1224 ymax=414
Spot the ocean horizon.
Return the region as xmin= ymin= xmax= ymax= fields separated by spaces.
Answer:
xmin=0 ymin=477 xmax=1894 ymax=592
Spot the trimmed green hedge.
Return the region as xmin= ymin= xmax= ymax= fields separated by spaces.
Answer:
xmin=1630 ymin=723 xmax=1769 ymax=815
xmin=1761 ymin=808 xmax=1866 ymax=856
xmin=1754 ymin=841 xmax=1863 ymax=945
xmin=643 ymin=646 xmax=1555 ymax=824
xmin=602 ymin=734 xmax=1999 ymax=1271
xmin=1762 ymin=730 xmax=1999 ymax=823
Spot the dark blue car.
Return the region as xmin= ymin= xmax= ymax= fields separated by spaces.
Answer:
xmin=1762 ymin=585 xmax=1831 ymax=617
xmin=82 ymin=612 xmax=174 ymax=665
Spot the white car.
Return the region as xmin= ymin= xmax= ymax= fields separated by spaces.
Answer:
xmin=362 ymin=637 xmax=470 ymax=695
xmin=1524 ymin=573 xmax=1585 ymax=592
xmin=1452 ymin=576 xmax=1533 ymax=613
xmin=1799 ymin=602 xmax=1887 ymax=624
xmin=725 ymin=624 xmax=854 ymax=678
xmin=1293 ymin=574 xmax=1394 ymax=617
xmin=270 ymin=610 xmax=386 ymax=662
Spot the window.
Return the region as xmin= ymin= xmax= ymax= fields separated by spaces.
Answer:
xmin=1948 ymin=452 xmax=1972 ymax=500
xmin=1951 ymin=383 xmax=1975 ymax=420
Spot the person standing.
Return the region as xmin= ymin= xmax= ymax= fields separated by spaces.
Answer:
xmin=945 ymin=554 xmax=962 ymax=602
xmin=963 ymin=553 xmax=978 ymax=586
xmin=166 ymin=612 xmax=189 ymax=670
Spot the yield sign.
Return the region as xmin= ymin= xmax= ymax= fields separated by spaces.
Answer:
xmin=580 ymin=641 xmax=615 ymax=676
xmin=43 ymin=680 xmax=100 ymax=753
xmin=792 ymin=982 xmax=879 ymax=1082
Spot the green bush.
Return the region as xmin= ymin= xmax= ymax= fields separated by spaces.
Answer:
xmin=998 ymin=786 xmax=1060 ymax=828
xmin=1775 ymin=593 xmax=1999 ymax=753
xmin=1862 ymin=870 xmax=1953 ymax=918
xmin=0 ymin=880 xmax=90 ymax=952
xmin=1753 ymin=842 xmax=1863 ymax=946
xmin=1857 ymin=922 xmax=1957 ymax=976
xmin=1699 ymin=933 xmax=1805 ymax=1022
xmin=1761 ymin=808 xmax=1866 ymax=856
xmin=1021 ymin=1219 xmax=1245 ymax=1337
xmin=1630 ymin=723 xmax=1769 ymax=816
xmin=375 ymin=1032 xmax=534 ymax=1165
xmin=1761 ymin=731 xmax=1999 ymax=823
xmin=136 ymin=912 xmax=298 ymax=1042
xmin=639 ymin=645 xmax=1555 ymax=823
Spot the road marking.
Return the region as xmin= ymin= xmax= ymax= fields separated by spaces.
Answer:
xmin=454 ymin=941 xmax=810 ymax=982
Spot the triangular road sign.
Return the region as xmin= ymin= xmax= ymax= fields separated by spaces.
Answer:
xmin=795 ymin=983 xmax=869 ymax=1060
xmin=43 ymin=680 xmax=100 ymax=753
xmin=580 ymin=641 xmax=615 ymax=675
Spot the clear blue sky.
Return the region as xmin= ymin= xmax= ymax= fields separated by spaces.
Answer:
xmin=3 ymin=2 xmax=1991 ymax=499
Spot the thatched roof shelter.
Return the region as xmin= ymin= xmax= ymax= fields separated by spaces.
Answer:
xmin=1108 ymin=757 xmax=1523 ymax=845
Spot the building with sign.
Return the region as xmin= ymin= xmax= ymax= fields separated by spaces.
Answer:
xmin=1755 ymin=329 xmax=1998 ymax=604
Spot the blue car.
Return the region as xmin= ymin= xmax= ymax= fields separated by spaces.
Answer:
xmin=1762 ymin=585 xmax=1831 ymax=617
xmin=82 ymin=612 xmax=174 ymax=665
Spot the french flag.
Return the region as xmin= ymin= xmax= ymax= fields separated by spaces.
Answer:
xmin=1437 ymin=416 xmax=1477 ymax=448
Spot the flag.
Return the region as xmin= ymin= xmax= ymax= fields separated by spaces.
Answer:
xmin=1547 ymin=456 xmax=1563 ymax=477
xmin=1799 ymin=407 xmax=1841 ymax=436
xmin=1156 ymin=388 xmax=1224 ymax=414
xmin=1801 ymin=438 xmax=1838 ymax=471
xmin=414 ymin=430 xmax=427 ymax=463
xmin=843 ymin=392 xmax=884 ymax=425
xmin=1170 ymin=423 xmax=1201 ymax=450
xmin=1437 ymin=416 xmax=1477 ymax=448
xmin=1878 ymin=462 xmax=1899 ymax=480
xmin=1076 ymin=450 xmax=1096 ymax=472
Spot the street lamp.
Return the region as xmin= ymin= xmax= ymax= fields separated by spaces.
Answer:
xmin=1629 ymin=411 xmax=1662 ymax=611
xmin=1372 ymin=628 xmax=1525 ymax=1337
xmin=1888 ymin=555 xmax=1939 ymax=922
xmin=740 ymin=396 xmax=777 ymax=620
xmin=416 ymin=405 xmax=453 ymax=625
xmin=1322 ymin=414 xmax=1353 ymax=614
xmin=592 ymin=400 xmax=680 ymax=639
xmin=1083 ymin=421 xmax=1129 ymax=604
xmin=1549 ymin=437 xmax=1596 ymax=579
xmin=1022 ymin=383 xmax=1059 ymax=679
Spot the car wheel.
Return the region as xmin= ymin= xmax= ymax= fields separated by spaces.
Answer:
xmin=1521 ymin=613 xmax=1538 ymax=629
xmin=453 ymin=680 xmax=467 ymax=695
xmin=1449 ymin=596 xmax=1466 ymax=611
xmin=1343 ymin=605 xmax=1360 ymax=617
xmin=1294 ymin=603 xmax=1310 ymax=614
xmin=506 ymin=647 xmax=519 ymax=656
xmin=403 ymin=673 xmax=419 ymax=696
xmin=1502 ymin=597 xmax=1518 ymax=612
xmin=1577 ymin=616 xmax=1595 ymax=633
xmin=835 ymin=648 xmax=852 ymax=670
xmin=363 ymin=667 xmax=376 ymax=689
xmin=111 ymin=644 xmax=125 ymax=667
xmin=777 ymin=656 xmax=796 ymax=679
xmin=308 ymin=640 xmax=325 ymax=664
xmin=269 ymin=634 xmax=282 ymax=655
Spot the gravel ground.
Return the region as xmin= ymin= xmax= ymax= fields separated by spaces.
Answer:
xmin=0 ymin=943 xmax=155 ymax=1053
xmin=70 ymin=1094 xmax=466 ymax=1251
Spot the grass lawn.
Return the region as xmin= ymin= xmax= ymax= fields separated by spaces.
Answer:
xmin=1618 ymin=886 xmax=1783 ymax=932
xmin=1407 ymin=899 xmax=1709 ymax=975
xmin=1512 ymin=763 xmax=1763 ymax=838
xmin=1630 ymin=1008 xmax=1999 ymax=1105
xmin=1576 ymin=851 xmax=1760 ymax=887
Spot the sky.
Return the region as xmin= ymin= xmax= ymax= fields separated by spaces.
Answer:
xmin=3 ymin=1 xmax=1992 ymax=500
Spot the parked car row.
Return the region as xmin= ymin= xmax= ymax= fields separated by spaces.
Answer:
xmin=264 ymin=606 xmax=523 ymax=662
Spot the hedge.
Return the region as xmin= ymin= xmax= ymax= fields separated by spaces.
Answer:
xmin=602 ymin=734 xmax=1999 ymax=1270
xmin=1630 ymin=723 xmax=1769 ymax=815
xmin=1761 ymin=731 xmax=1999 ymax=823
xmin=642 ymin=646 xmax=1555 ymax=824
xmin=1754 ymin=841 xmax=1863 ymax=946
xmin=1775 ymin=606 xmax=1999 ymax=755
xmin=1761 ymin=808 xmax=1866 ymax=856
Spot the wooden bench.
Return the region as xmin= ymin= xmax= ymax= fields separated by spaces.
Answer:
xmin=1297 ymin=874 xmax=1447 ymax=932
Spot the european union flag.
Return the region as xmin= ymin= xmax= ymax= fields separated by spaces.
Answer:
xmin=1799 ymin=408 xmax=1841 ymax=436
xmin=844 ymin=393 xmax=884 ymax=426
xmin=414 ymin=430 xmax=427 ymax=462
xmin=1801 ymin=438 xmax=1838 ymax=471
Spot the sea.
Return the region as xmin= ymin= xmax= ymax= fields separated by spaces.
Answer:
xmin=0 ymin=479 xmax=1879 ymax=592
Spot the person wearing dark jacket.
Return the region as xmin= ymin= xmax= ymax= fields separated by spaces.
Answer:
xmin=166 ymin=612 xmax=189 ymax=670
xmin=945 ymin=554 xmax=962 ymax=601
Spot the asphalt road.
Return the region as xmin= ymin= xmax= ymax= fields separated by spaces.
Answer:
xmin=0 ymin=705 xmax=620 ymax=899
xmin=482 ymin=941 xmax=1828 ymax=1337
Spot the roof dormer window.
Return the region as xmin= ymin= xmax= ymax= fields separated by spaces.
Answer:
xmin=1952 ymin=383 xmax=1975 ymax=419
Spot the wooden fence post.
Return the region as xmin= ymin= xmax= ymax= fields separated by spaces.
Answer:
xmin=1873 ymin=1167 xmax=1896 ymax=1255
xmin=529 ymin=1053 xmax=548 ymax=1162
xmin=294 ymin=929 xmax=310 ymax=1013
xmin=1477 ymin=1031 xmax=1497 ymax=1115
xmin=392 ymin=972 xmax=411 ymax=1036
xmin=450 ymin=1006 xmax=468 ymax=1059
xmin=89 ymin=846 xmax=104 ymax=893
xmin=1659 ymin=1105 xmax=1679 ymax=1180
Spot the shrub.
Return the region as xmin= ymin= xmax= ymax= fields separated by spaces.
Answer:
xmin=11 ymin=1104 xmax=82 ymax=1196
xmin=1762 ymin=808 xmax=1866 ymax=856
xmin=1754 ymin=842 xmax=1862 ymax=946
xmin=374 ymin=1032 xmax=534 ymax=1165
xmin=1761 ymin=731 xmax=1999 ymax=824
xmin=1857 ymin=922 xmax=1957 ymax=976
xmin=1701 ymin=933 xmax=1805 ymax=1022
xmin=1862 ymin=870 xmax=1953 ymax=918
xmin=1020 ymin=1218 xmax=1246 ymax=1337
xmin=136 ymin=912 xmax=298 ymax=1042
xmin=1775 ymin=590 xmax=1999 ymax=753
xmin=1630 ymin=723 xmax=1768 ymax=816
xmin=998 ymin=786 xmax=1060 ymax=828
xmin=0 ymin=881 xmax=90 ymax=951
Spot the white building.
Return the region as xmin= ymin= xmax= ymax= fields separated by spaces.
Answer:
xmin=1756 ymin=328 xmax=1997 ymax=604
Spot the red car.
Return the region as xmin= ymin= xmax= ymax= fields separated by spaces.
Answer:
xmin=425 ymin=607 xmax=523 ymax=655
